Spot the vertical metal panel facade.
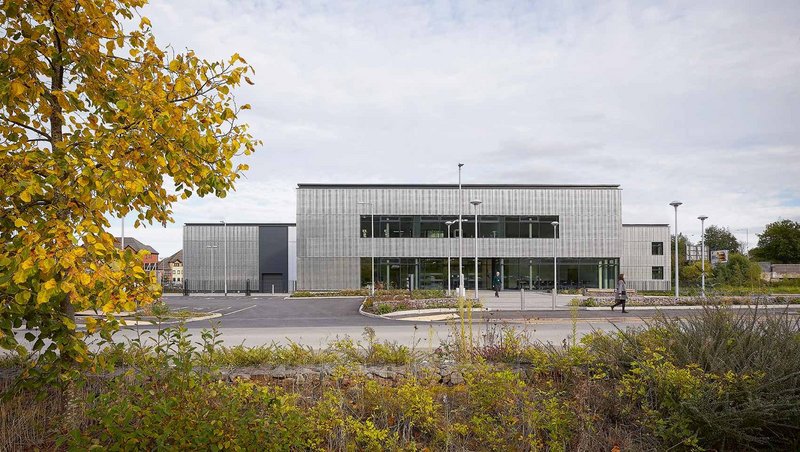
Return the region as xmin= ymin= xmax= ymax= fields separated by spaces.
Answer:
xmin=297 ymin=185 xmax=627 ymax=290
xmin=184 ymin=224 xmax=260 ymax=293
xmin=620 ymin=225 xmax=672 ymax=291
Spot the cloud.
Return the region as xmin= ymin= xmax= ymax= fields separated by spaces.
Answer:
xmin=117 ymin=0 xmax=800 ymax=256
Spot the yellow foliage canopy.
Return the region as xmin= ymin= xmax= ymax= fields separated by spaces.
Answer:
xmin=0 ymin=0 xmax=259 ymax=375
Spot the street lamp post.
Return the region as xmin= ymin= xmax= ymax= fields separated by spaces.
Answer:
xmin=670 ymin=201 xmax=682 ymax=299
xmin=470 ymin=200 xmax=482 ymax=301
xmin=458 ymin=163 xmax=464 ymax=298
xmin=220 ymin=221 xmax=227 ymax=296
xmin=551 ymin=221 xmax=559 ymax=310
xmin=206 ymin=244 xmax=218 ymax=293
xmin=446 ymin=220 xmax=455 ymax=295
xmin=698 ymin=215 xmax=708 ymax=297
xmin=357 ymin=201 xmax=375 ymax=295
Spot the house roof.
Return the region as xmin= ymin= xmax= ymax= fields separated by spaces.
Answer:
xmin=113 ymin=237 xmax=158 ymax=254
xmin=159 ymin=249 xmax=183 ymax=266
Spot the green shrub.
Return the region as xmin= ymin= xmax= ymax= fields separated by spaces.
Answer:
xmin=71 ymin=377 xmax=317 ymax=450
xmin=291 ymin=289 xmax=369 ymax=297
xmin=589 ymin=308 xmax=800 ymax=450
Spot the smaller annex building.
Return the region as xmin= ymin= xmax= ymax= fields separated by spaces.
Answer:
xmin=296 ymin=184 xmax=672 ymax=291
xmin=183 ymin=223 xmax=296 ymax=293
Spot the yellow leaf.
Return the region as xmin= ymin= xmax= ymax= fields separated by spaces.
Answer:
xmin=36 ymin=290 xmax=50 ymax=305
xmin=14 ymin=218 xmax=29 ymax=227
xmin=140 ymin=16 xmax=152 ymax=28
xmin=19 ymin=191 xmax=31 ymax=202
xmin=43 ymin=279 xmax=56 ymax=290
xmin=10 ymin=81 xmax=24 ymax=96
xmin=13 ymin=270 xmax=27 ymax=284
xmin=85 ymin=316 xmax=97 ymax=333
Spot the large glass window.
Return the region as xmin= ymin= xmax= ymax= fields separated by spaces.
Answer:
xmin=479 ymin=216 xmax=501 ymax=238
xmin=361 ymin=257 xmax=617 ymax=291
xmin=359 ymin=215 xmax=560 ymax=238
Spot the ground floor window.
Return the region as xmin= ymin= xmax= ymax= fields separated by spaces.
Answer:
xmin=360 ymin=257 xmax=619 ymax=290
xmin=652 ymin=266 xmax=664 ymax=279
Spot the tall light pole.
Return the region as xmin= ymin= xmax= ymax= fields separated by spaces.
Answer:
xmin=357 ymin=201 xmax=375 ymax=295
xmin=457 ymin=163 xmax=464 ymax=298
xmin=220 ymin=221 xmax=227 ymax=296
xmin=698 ymin=215 xmax=708 ymax=297
xmin=470 ymin=200 xmax=482 ymax=300
xmin=445 ymin=220 xmax=455 ymax=295
xmin=670 ymin=201 xmax=682 ymax=298
xmin=551 ymin=221 xmax=559 ymax=310
xmin=121 ymin=215 xmax=125 ymax=250
xmin=206 ymin=244 xmax=218 ymax=293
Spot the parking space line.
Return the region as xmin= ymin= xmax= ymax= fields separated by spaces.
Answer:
xmin=207 ymin=306 xmax=232 ymax=313
xmin=225 ymin=305 xmax=258 ymax=316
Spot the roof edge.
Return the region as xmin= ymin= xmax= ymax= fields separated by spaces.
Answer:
xmin=623 ymin=223 xmax=670 ymax=227
xmin=184 ymin=222 xmax=296 ymax=227
xmin=297 ymin=183 xmax=620 ymax=189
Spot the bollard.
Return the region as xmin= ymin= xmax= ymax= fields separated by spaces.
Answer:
xmin=245 ymin=279 xmax=251 ymax=296
xmin=520 ymin=288 xmax=525 ymax=310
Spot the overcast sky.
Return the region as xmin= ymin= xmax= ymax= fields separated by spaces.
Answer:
xmin=115 ymin=0 xmax=800 ymax=257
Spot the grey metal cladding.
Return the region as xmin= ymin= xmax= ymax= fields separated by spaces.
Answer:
xmin=297 ymin=185 xmax=624 ymax=289
xmin=183 ymin=224 xmax=260 ymax=292
xmin=620 ymin=224 xmax=672 ymax=291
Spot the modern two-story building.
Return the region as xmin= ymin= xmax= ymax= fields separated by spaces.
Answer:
xmin=296 ymin=184 xmax=671 ymax=291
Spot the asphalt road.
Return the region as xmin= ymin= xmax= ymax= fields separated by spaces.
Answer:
xmin=136 ymin=295 xmax=652 ymax=348
xmin=17 ymin=295 xmax=790 ymax=350
xmin=161 ymin=295 xmax=406 ymax=328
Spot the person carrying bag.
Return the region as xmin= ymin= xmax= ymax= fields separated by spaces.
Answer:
xmin=611 ymin=274 xmax=628 ymax=313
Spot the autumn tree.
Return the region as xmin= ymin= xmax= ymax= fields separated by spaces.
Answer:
xmin=0 ymin=0 xmax=258 ymax=383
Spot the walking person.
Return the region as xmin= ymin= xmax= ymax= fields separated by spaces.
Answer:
xmin=611 ymin=273 xmax=628 ymax=313
xmin=492 ymin=271 xmax=502 ymax=298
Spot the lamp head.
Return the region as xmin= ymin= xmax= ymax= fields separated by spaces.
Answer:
xmin=445 ymin=221 xmax=454 ymax=226
xmin=458 ymin=163 xmax=464 ymax=168
xmin=470 ymin=199 xmax=482 ymax=206
xmin=669 ymin=201 xmax=682 ymax=207
xmin=551 ymin=221 xmax=559 ymax=226
xmin=698 ymin=215 xmax=708 ymax=221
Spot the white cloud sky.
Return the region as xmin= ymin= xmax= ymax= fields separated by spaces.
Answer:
xmin=115 ymin=0 xmax=800 ymax=256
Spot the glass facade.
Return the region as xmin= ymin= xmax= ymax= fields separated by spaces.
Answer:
xmin=360 ymin=257 xmax=619 ymax=290
xmin=360 ymin=215 xmax=560 ymax=239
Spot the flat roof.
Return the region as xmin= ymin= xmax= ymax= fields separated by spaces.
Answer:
xmin=623 ymin=223 xmax=669 ymax=227
xmin=297 ymin=183 xmax=620 ymax=189
xmin=185 ymin=223 xmax=296 ymax=227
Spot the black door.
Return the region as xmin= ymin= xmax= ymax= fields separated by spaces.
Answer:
xmin=261 ymin=273 xmax=285 ymax=293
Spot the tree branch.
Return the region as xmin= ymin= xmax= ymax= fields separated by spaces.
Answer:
xmin=0 ymin=115 xmax=53 ymax=141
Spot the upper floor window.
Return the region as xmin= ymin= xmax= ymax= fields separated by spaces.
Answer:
xmin=652 ymin=242 xmax=664 ymax=255
xmin=359 ymin=215 xmax=560 ymax=238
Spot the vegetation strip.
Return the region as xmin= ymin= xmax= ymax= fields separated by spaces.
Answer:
xmin=3 ymin=307 xmax=799 ymax=450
